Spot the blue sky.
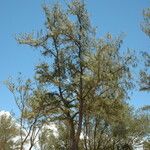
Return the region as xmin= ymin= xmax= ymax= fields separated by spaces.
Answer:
xmin=0 ymin=0 xmax=149 ymax=113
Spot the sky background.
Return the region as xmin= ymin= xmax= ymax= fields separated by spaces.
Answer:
xmin=0 ymin=0 xmax=149 ymax=114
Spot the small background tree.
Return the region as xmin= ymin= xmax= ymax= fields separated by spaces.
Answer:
xmin=0 ymin=112 xmax=20 ymax=150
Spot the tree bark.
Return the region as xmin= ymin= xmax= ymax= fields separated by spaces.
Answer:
xmin=69 ymin=119 xmax=78 ymax=150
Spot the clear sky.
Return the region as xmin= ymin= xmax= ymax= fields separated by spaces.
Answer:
xmin=0 ymin=0 xmax=149 ymax=113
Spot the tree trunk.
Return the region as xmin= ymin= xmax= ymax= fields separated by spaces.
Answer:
xmin=70 ymin=139 xmax=78 ymax=150
xmin=69 ymin=119 xmax=79 ymax=150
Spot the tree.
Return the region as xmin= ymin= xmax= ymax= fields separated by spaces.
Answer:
xmin=142 ymin=8 xmax=150 ymax=38
xmin=16 ymin=0 xmax=137 ymax=149
xmin=0 ymin=112 xmax=20 ymax=150
xmin=37 ymin=104 xmax=150 ymax=150
xmin=5 ymin=77 xmax=44 ymax=150
xmin=80 ymin=104 xmax=150 ymax=150
xmin=143 ymin=140 xmax=150 ymax=150
xmin=140 ymin=8 xmax=150 ymax=91
xmin=39 ymin=123 xmax=69 ymax=150
xmin=140 ymin=105 xmax=150 ymax=150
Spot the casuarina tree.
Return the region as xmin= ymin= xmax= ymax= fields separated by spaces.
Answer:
xmin=16 ymin=0 xmax=137 ymax=149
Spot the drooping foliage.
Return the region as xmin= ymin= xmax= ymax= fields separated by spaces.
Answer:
xmin=16 ymin=1 xmax=137 ymax=149
xmin=3 ymin=0 xmax=149 ymax=150
xmin=140 ymin=8 xmax=150 ymax=91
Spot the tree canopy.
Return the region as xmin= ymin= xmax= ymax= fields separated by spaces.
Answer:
xmin=2 ymin=0 xmax=150 ymax=150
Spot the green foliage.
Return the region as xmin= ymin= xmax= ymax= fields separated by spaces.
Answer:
xmin=142 ymin=8 xmax=150 ymax=38
xmin=140 ymin=52 xmax=150 ymax=91
xmin=80 ymin=103 xmax=150 ymax=150
xmin=0 ymin=113 xmax=20 ymax=150
xmin=2 ymin=0 xmax=148 ymax=150
xmin=15 ymin=0 xmax=140 ymax=149
xmin=140 ymin=8 xmax=150 ymax=91
xmin=5 ymin=76 xmax=44 ymax=150
xmin=143 ymin=139 xmax=150 ymax=150
xmin=39 ymin=124 xmax=69 ymax=150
